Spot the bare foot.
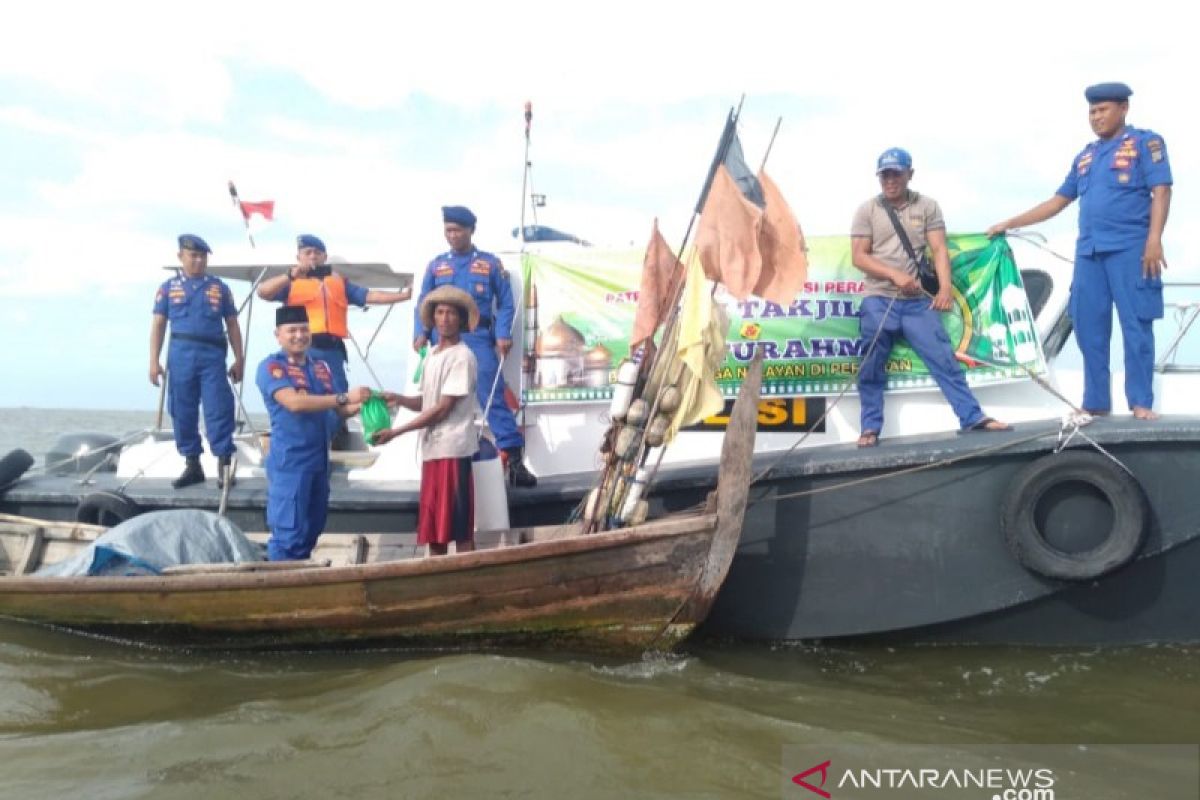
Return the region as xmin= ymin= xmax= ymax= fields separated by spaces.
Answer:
xmin=1132 ymin=406 xmax=1160 ymax=420
xmin=1082 ymin=408 xmax=1111 ymax=417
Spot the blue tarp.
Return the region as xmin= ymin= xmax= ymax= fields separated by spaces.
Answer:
xmin=37 ymin=509 xmax=264 ymax=577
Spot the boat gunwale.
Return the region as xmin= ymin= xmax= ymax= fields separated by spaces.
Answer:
xmin=0 ymin=511 xmax=716 ymax=594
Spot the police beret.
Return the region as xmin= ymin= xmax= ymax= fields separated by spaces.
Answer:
xmin=276 ymin=305 xmax=309 ymax=326
xmin=1084 ymin=82 xmax=1132 ymax=103
xmin=875 ymin=147 xmax=913 ymax=174
xmin=442 ymin=205 xmax=477 ymax=228
xmin=296 ymin=234 xmax=326 ymax=252
xmin=178 ymin=234 xmax=212 ymax=253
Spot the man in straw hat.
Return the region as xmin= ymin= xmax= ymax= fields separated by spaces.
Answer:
xmin=256 ymin=305 xmax=370 ymax=561
xmin=376 ymin=286 xmax=480 ymax=555
xmin=413 ymin=206 xmax=537 ymax=487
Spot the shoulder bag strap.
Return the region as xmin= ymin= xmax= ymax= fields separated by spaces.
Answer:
xmin=879 ymin=195 xmax=921 ymax=268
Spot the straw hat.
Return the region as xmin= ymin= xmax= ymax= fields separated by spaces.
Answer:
xmin=420 ymin=285 xmax=479 ymax=332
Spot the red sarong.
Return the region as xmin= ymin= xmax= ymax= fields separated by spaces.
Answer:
xmin=418 ymin=457 xmax=474 ymax=545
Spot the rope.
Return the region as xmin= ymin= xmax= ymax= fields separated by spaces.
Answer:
xmin=756 ymin=428 xmax=1050 ymax=505
xmin=1004 ymin=230 xmax=1076 ymax=265
xmin=750 ymin=293 xmax=899 ymax=484
xmin=1053 ymin=413 xmax=1134 ymax=475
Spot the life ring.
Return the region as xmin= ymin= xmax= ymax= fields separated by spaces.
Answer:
xmin=1001 ymin=450 xmax=1148 ymax=581
xmin=75 ymin=491 xmax=142 ymax=527
xmin=0 ymin=448 xmax=35 ymax=493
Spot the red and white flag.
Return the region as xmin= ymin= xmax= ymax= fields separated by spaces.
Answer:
xmin=238 ymin=199 xmax=275 ymax=222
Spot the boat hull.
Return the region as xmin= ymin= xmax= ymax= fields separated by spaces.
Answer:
xmin=0 ymin=516 xmax=718 ymax=654
xmin=702 ymin=419 xmax=1200 ymax=644
xmin=5 ymin=416 xmax=1200 ymax=645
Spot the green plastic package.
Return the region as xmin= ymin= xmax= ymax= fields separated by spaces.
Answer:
xmin=412 ymin=344 xmax=428 ymax=383
xmin=360 ymin=392 xmax=392 ymax=444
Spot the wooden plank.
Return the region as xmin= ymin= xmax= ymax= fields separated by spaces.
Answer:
xmin=14 ymin=528 xmax=44 ymax=576
xmin=347 ymin=535 xmax=367 ymax=565
xmin=673 ymin=353 xmax=763 ymax=626
xmin=161 ymin=559 xmax=330 ymax=576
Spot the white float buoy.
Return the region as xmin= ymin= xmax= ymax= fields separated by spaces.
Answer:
xmin=620 ymin=468 xmax=649 ymax=521
xmin=608 ymin=359 xmax=639 ymax=421
xmin=472 ymin=437 xmax=510 ymax=533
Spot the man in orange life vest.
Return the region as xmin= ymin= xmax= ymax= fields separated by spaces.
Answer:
xmin=257 ymin=234 xmax=411 ymax=394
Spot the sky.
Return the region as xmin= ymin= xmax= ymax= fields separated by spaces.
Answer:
xmin=3 ymin=0 xmax=1197 ymax=411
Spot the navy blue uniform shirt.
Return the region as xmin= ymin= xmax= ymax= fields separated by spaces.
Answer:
xmin=1056 ymin=125 xmax=1173 ymax=254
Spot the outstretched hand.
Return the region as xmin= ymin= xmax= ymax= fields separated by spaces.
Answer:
xmin=372 ymin=428 xmax=399 ymax=446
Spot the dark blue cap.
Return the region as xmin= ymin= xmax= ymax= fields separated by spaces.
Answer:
xmin=296 ymin=234 xmax=326 ymax=252
xmin=276 ymin=305 xmax=308 ymax=326
xmin=178 ymin=234 xmax=211 ymax=253
xmin=442 ymin=205 xmax=477 ymax=228
xmin=875 ymin=147 xmax=912 ymax=174
xmin=1084 ymin=82 xmax=1132 ymax=103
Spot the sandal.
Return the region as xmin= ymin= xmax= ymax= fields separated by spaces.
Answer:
xmin=856 ymin=431 xmax=879 ymax=448
xmin=964 ymin=416 xmax=1012 ymax=432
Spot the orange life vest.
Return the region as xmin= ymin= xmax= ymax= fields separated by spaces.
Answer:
xmin=286 ymin=275 xmax=349 ymax=338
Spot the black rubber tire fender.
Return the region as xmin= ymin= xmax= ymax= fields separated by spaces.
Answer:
xmin=1001 ymin=449 xmax=1148 ymax=581
xmin=75 ymin=491 xmax=142 ymax=527
xmin=0 ymin=448 xmax=35 ymax=494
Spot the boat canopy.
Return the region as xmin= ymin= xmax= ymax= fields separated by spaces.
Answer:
xmin=165 ymin=262 xmax=413 ymax=290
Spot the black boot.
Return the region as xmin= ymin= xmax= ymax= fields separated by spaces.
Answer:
xmin=217 ymin=455 xmax=236 ymax=490
xmin=505 ymin=447 xmax=537 ymax=488
xmin=172 ymin=456 xmax=205 ymax=489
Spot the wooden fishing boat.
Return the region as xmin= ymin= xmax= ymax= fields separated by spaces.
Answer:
xmin=0 ymin=364 xmax=761 ymax=655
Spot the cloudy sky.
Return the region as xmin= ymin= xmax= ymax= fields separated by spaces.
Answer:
xmin=2 ymin=0 xmax=1195 ymax=411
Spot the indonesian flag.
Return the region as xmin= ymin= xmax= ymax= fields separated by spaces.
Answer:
xmin=238 ymin=199 xmax=275 ymax=222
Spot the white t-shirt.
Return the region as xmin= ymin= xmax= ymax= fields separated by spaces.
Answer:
xmin=419 ymin=340 xmax=479 ymax=460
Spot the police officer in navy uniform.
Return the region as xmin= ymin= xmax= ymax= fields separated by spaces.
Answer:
xmin=256 ymin=305 xmax=370 ymax=561
xmin=150 ymin=234 xmax=246 ymax=489
xmin=413 ymin=206 xmax=537 ymax=487
xmin=988 ymin=82 xmax=1173 ymax=419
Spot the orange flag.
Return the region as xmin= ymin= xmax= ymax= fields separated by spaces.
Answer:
xmin=695 ymin=164 xmax=764 ymax=300
xmin=752 ymin=170 xmax=808 ymax=305
xmin=630 ymin=219 xmax=684 ymax=347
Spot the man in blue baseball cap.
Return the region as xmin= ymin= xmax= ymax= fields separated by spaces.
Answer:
xmin=850 ymin=148 xmax=1010 ymax=447
xmin=412 ymin=205 xmax=536 ymax=487
xmin=988 ymin=82 xmax=1173 ymax=420
xmin=875 ymin=147 xmax=912 ymax=173
xmin=149 ymin=234 xmax=246 ymax=489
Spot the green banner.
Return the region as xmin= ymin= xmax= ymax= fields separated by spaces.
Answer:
xmin=520 ymin=234 xmax=1044 ymax=404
